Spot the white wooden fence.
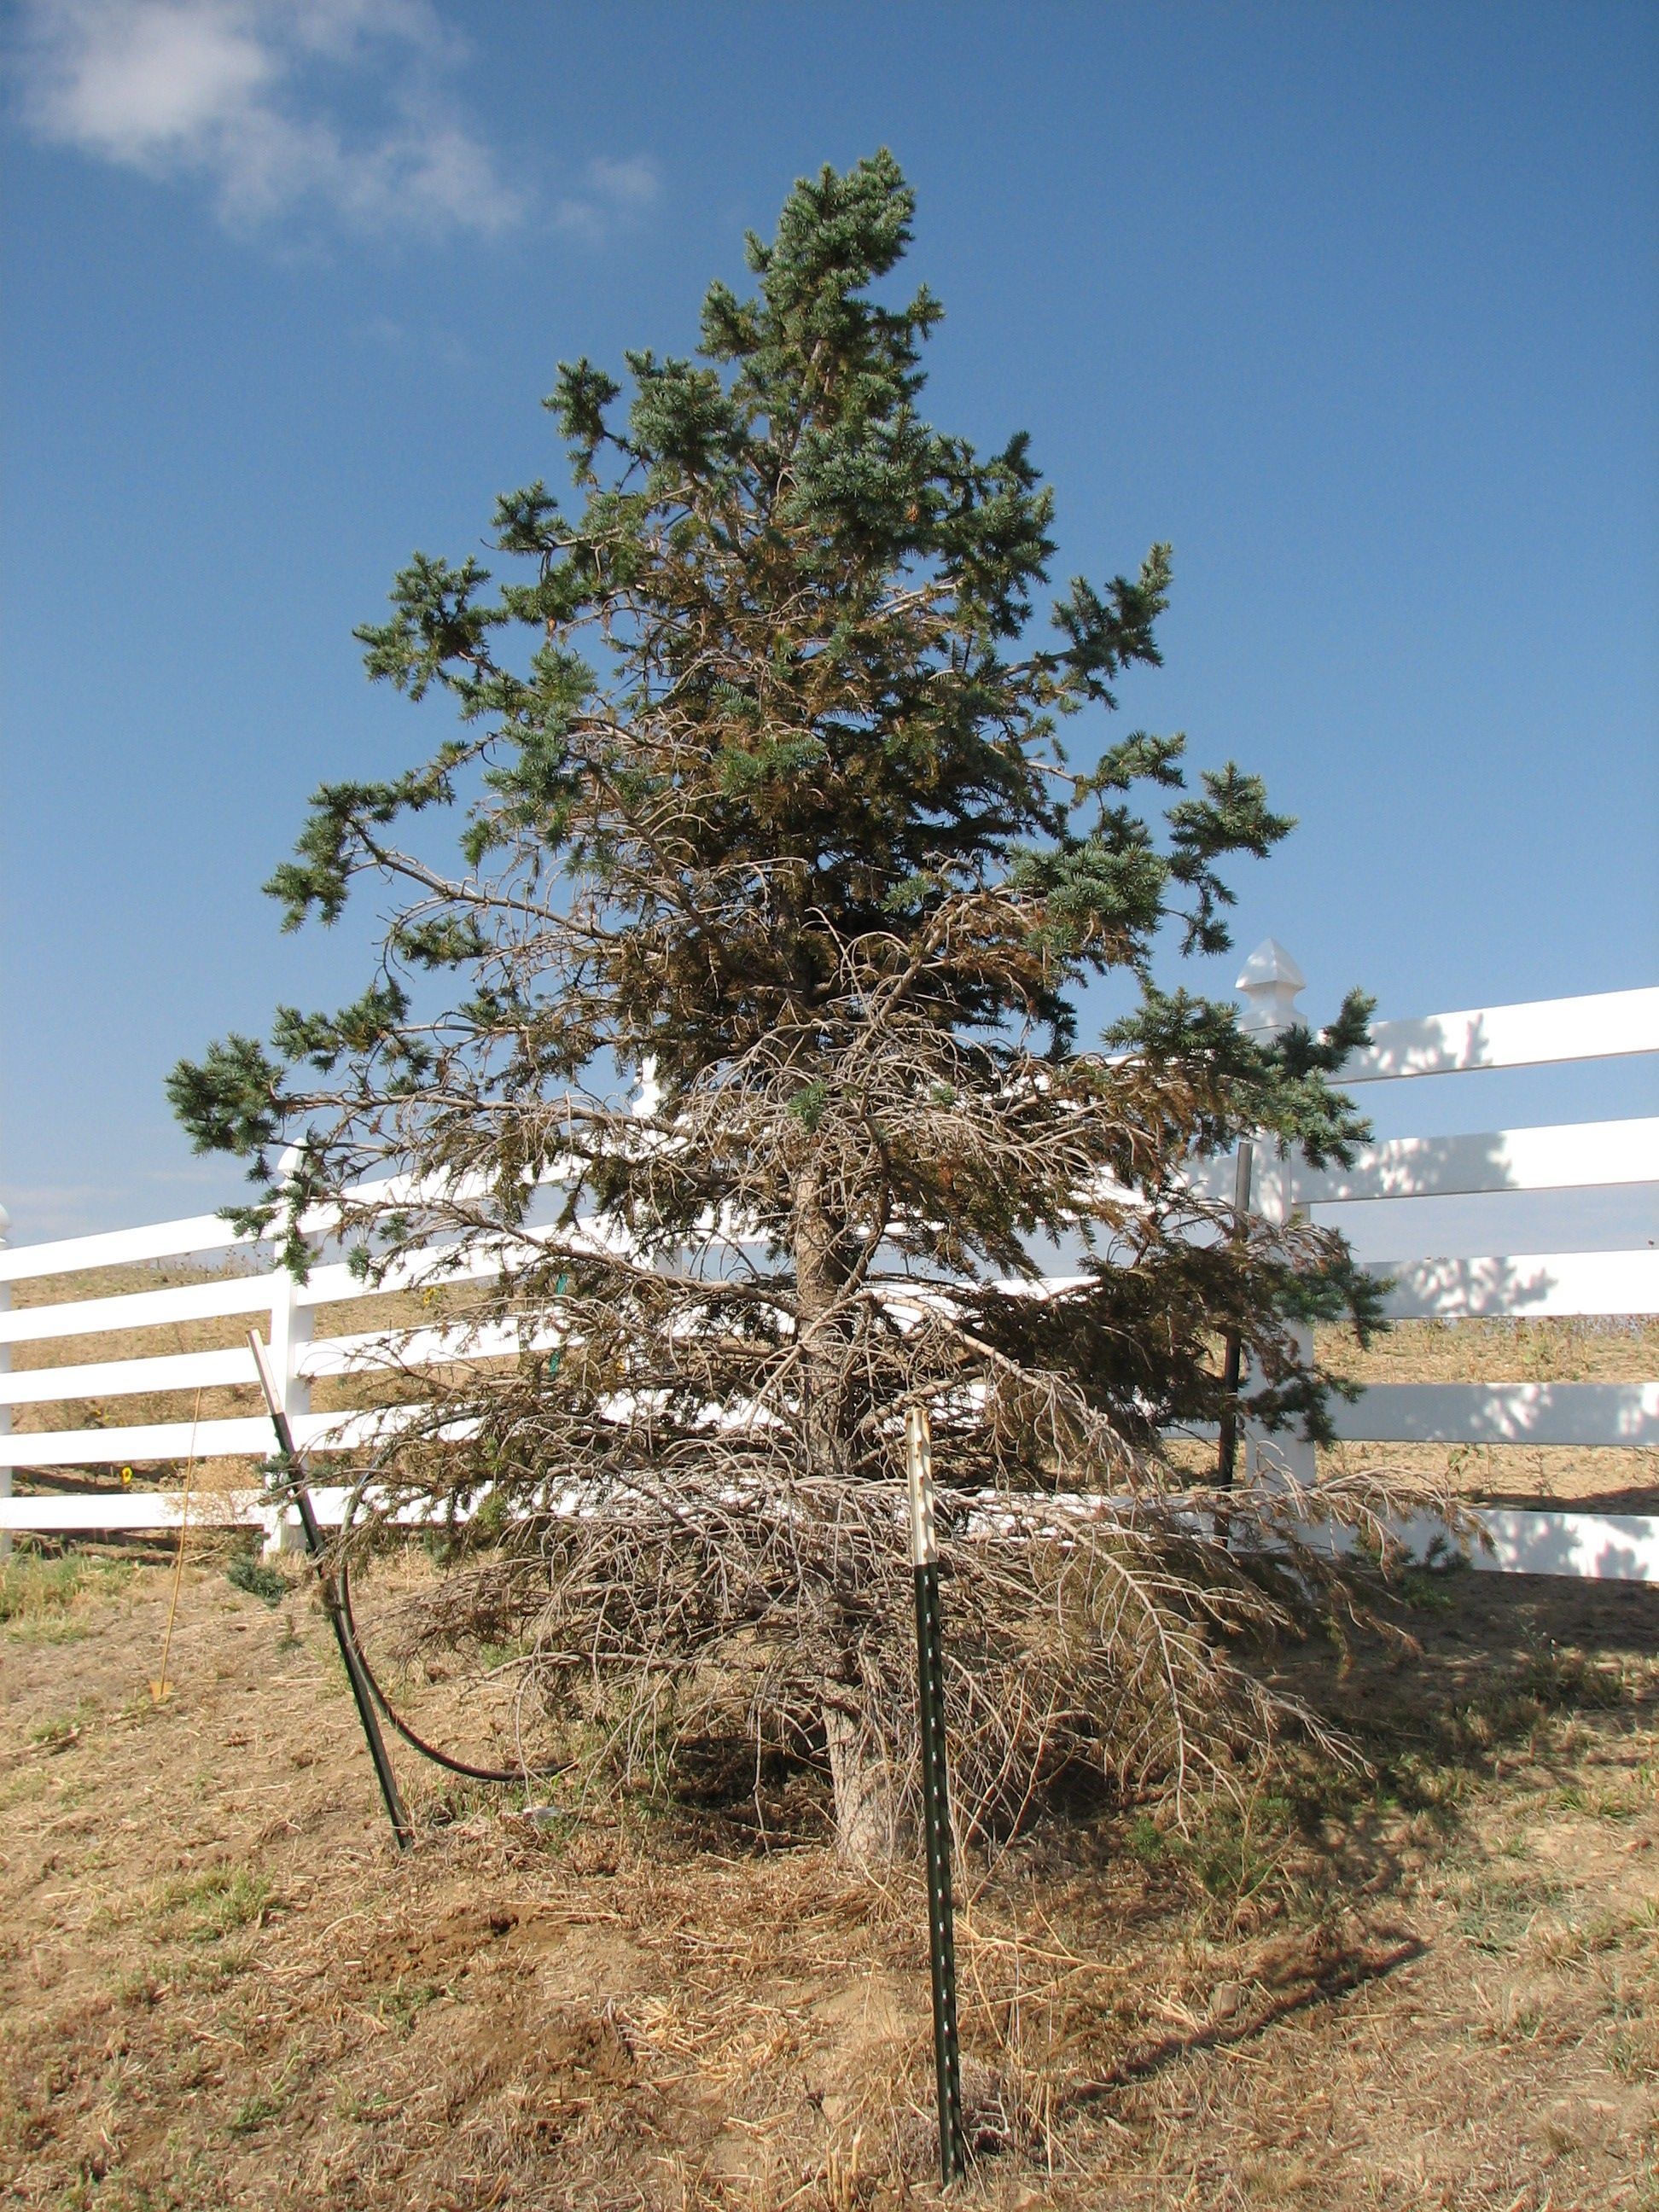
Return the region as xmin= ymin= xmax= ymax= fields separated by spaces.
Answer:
xmin=2 ymin=947 xmax=1656 ymax=1578
xmin=1211 ymin=945 xmax=1659 ymax=1579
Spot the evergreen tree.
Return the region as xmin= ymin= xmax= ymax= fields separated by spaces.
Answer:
xmin=172 ymin=153 xmax=1419 ymax=1852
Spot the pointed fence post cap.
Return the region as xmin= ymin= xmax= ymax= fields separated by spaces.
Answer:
xmin=1235 ymin=938 xmax=1306 ymax=1036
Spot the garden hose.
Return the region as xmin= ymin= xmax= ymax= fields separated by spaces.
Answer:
xmin=331 ymin=1443 xmax=569 ymax=1788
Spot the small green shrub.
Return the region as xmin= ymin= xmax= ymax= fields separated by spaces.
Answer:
xmin=225 ymin=1555 xmax=287 ymax=1607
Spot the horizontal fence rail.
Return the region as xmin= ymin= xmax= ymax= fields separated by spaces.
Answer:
xmin=6 ymin=1487 xmax=1656 ymax=1587
xmin=1331 ymin=1382 xmax=1659 ymax=1450
xmin=1373 ymin=1250 xmax=1659 ymax=1321
xmin=1296 ymin=1117 xmax=1659 ymax=1204
xmin=0 ymin=1315 xmax=556 ymax=1410
xmin=1 ymin=958 xmax=1654 ymax=1579
xmin=1341 ymin=986 xmax=1659 ymax=1083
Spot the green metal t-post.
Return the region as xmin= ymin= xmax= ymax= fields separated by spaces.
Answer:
xmin=906 ymin=1406 xmax=965 ymax=2186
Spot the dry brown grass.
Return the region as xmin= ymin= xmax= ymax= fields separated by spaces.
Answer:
xmin=1 ymin=1542 xmax=1654 ymax=2209
xmin=3 ymin=1277 xmax=1653 ymax=2202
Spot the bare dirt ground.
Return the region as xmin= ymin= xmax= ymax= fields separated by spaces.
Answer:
xmin=2 ymin=1541 xmax=1655 ymax=2211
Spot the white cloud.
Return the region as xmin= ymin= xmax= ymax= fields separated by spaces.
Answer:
xmin=552 ymin=153 xmax=661 ymax=242
xmin=12 ymin=0 xmax=528 ymax=237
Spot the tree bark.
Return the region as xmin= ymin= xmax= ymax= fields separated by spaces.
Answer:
xmin=796 ymin=1156 xmax=899 ymax=1860
xmin=823 ymin=1696 xmax=898 ymax=1866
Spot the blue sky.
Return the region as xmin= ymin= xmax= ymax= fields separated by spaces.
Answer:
xmin=3 ymin=0 xmax=1656 ymax=1243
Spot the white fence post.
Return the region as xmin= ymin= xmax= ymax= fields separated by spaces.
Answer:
xmin=1235 ymin=939 xmax=1306 ymax=1039
xmin=0 ymin=1202 xmax=10 ymax=1563
xmin=1235 ymin=942 xmax=1318 ymax=1487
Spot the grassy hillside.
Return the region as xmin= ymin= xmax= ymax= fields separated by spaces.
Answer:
xmin=0 ymin=1548 xmax=1653 ymax=2208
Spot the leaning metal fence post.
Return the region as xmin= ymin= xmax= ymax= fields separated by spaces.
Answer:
xmin=262 ymin=1214 xmax=313 ymax=1558
xmin=1215 ymin=1138 xmax=1254 ymax=1489
xmin=905 ymin=1404 xmax=966 ymax=2186
xmin=247 ymin=1329 xmax=412 ymax=1851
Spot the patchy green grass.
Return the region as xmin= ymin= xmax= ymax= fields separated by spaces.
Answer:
xmin=226 ymin=2089 xmax=287 ymax=2137
xmin=374 ymin=1975 xmax=445 ymax=2032
xmin=152 ymin=1865 xmax=276 ymax=1943
xmin=1 ymin=1549 xmax=135 ymax=1635
xmin=1449 ymin=1860 xmax=1569 ymax=1953
xmin=26 ymin=1698 xmax=99 ymax=1750
xmin=0 ymin=1765 xmax=50 ymax=1811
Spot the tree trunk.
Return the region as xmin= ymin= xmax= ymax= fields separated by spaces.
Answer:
xmin=823 ymin=1697 xmax=898 ymax=1866
xmin=796 ymin=1161 xmax=898 ymax=1862
xmin=793 ymin=1159 xmax=847 ymax=1479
